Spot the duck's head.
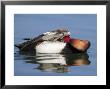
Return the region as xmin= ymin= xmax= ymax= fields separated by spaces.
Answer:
xmin=70 ymin=39 xmax=90 ymax=52
xmin=63 ymin=36 xmax=90 ymax=52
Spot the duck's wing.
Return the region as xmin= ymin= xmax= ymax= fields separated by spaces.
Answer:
xmin=15 ymin=34 xmax=45 ymax=51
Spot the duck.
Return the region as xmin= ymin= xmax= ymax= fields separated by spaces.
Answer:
xmin=15 ymin=28 xmax=90 ymax=54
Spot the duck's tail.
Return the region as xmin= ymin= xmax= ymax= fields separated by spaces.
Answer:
xmin=14 ymin=44 xmax=22 ymax=49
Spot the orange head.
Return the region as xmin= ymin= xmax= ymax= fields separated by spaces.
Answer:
xmin=70 ymin=39 xmax=90 ymax=52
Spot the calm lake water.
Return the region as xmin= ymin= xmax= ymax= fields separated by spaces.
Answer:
xmin=14 ymin=14 xmax=97 ymax=76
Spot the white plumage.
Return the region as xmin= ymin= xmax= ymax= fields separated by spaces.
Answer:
xmin=35 ymin=41 xmax=66 ymax=53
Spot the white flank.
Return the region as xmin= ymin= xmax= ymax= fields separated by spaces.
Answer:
xmin=35 ymin=41 xmax=66 ymax=53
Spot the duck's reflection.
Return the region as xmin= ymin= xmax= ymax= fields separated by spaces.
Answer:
xmin=18 ymin=52 xmax=91 ymax=73
xmin=65 ymin=53 xmax=90 ymax=66
xmin=36 ymin=53 xmax=90 ymax=73
xmin=35 ymin=53 xmax=68 ymax=73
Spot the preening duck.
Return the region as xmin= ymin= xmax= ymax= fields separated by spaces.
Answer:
xmin=15 ymin=28 xmax=90 ymax=53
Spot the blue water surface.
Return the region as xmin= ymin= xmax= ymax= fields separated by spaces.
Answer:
xmin=14 ymin=14 xmax=97 ymax=76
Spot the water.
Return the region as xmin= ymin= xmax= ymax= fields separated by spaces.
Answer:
xmin=14 ymin=14 xmax=97 ymax=76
